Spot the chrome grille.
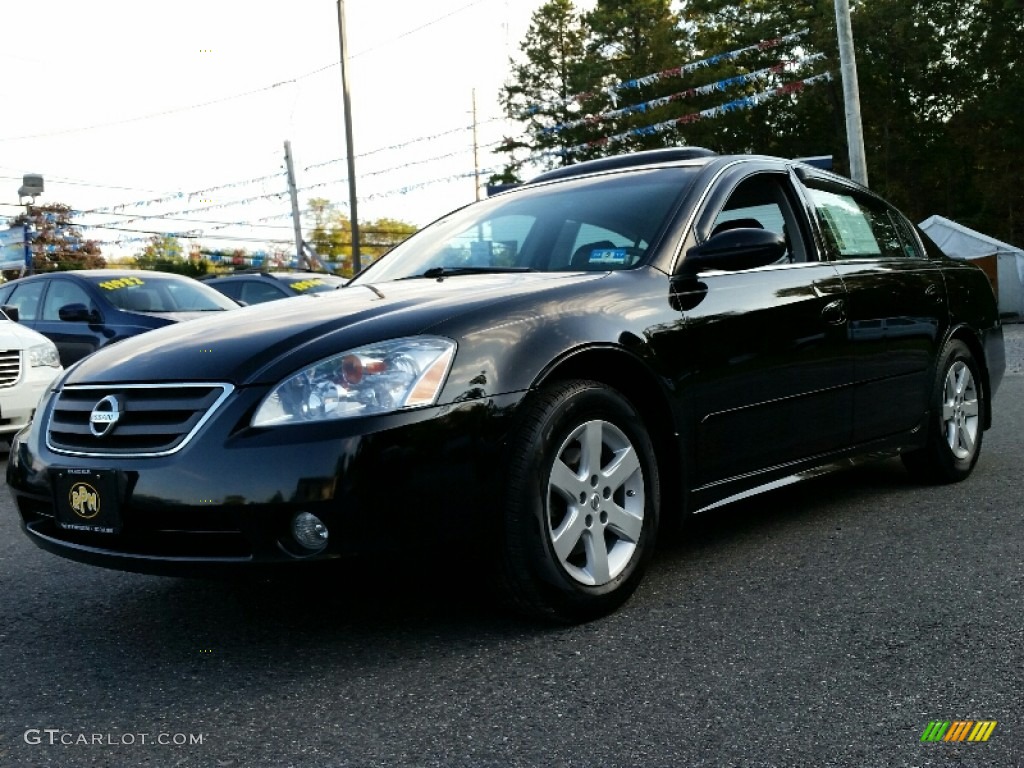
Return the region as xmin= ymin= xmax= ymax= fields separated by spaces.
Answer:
xmin=46 ymin=383 xmax=233 ymax=457
xmin=0 ymin=350 xmax=21 ymax=387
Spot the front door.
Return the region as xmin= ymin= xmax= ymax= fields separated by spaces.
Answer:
xmin=656 ymin=169 xmax=855 ymax=490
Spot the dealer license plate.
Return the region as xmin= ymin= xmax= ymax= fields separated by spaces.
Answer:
xmin=53 ymin=469 xmax=122 ymax=534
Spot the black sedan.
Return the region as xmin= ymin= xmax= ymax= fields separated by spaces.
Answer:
xmin=201 ymin=270 xmax=348 ymax=305
xmin=6 ymin=149 xmax=1005 ymax=623
xmin=0 ymin=269 xmax=240 ymax=366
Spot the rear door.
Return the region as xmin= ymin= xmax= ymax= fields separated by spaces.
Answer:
xmin=796 ymin=172 xmax=948 ymax=442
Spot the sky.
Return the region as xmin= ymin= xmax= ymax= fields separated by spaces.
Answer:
xmin=0 ymin=0 xmax=590 ymax=260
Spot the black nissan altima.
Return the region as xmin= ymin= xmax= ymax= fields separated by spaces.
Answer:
xmin=6 ymin=149 xmax=1005 ymax=622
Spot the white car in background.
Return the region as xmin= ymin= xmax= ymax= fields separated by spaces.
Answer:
xmin=0 ymin=306 xmax=63 ymax=442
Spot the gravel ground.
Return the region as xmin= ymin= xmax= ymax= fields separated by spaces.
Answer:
xmin=1003 ymin=320 xmax=1024 ymax=375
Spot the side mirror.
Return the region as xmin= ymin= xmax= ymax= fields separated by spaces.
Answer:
xmin=1 ymin=304 xmax=19 ymax=322
xmin=680 ymin=228 xmax=787 ymax=275
xmin=58 ymin=303 xmax=99 ymax=323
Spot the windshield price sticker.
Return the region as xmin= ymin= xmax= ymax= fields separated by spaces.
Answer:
xmin=290 ymin=279 xmax=326 ymax=292
xmin=98 ymin=277 xmax=146 ymax=291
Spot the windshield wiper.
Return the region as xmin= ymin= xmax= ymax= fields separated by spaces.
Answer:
xmin=420 ymin=266 xmax=538 ymax=279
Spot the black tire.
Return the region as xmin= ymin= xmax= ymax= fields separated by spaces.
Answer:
xmin=499 ymin=379 xmax=660 ymax=623
xmin=902 ymin=340 xmax=986 ymax=483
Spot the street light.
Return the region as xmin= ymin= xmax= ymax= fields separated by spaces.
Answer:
xmin=17 ymin=173 xmax=44 ymax=276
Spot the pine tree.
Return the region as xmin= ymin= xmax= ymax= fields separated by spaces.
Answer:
xmin=497 ymin=0 xmax=594 ymax=176
xmin=582 ymin=0 xmax=691 ymax=154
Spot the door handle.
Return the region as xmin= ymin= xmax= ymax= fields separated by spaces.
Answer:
xmin=925 ymin=283 xmax=942 ymax=303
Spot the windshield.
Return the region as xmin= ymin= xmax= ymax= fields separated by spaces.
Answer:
xmin=351 ymin=168 xmax=697 ymax=284
xmin=88 ymin=274 xmax=239 ymax=312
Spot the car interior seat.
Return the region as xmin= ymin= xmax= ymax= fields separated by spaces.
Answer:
xmin=121 ymin=289 xmax=160 ymax=312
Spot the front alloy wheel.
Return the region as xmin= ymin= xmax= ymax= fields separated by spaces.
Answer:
xmin=547 ymin=419 xmax=645 ymax=586
xmin=499 ymin=379 xmax=660 ymax=623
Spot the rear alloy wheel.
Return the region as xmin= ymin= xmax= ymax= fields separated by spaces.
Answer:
xmin=902 ymin=340 xmax=985 ymax=483
xmin=500 ymin=380 xmax=659 ymax=623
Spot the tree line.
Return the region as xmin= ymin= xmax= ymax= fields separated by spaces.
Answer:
xmin=497 ymin=0 xmax=1023 ymax=247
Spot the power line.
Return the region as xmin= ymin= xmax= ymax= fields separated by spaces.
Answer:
xmin=0 ymin=82 xmax=294 ymax=143
xmin=0 ymin=2 xmax=500 ymax=145
xmin=348 ymin=0 xmax=493 ymax=58
xmin=304 ymin=116 xmax=504 ymax=171
xmin=75 ymin=208 xmax=297 ymax=230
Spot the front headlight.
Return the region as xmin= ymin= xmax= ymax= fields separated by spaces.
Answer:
xmin=252 ymin=336 xmax=456 ymax=427
xmin=27 ymin=342 xmax=61 ymax=368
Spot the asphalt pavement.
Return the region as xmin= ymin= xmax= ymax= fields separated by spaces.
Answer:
xmin=1 ymin=326 xmax=1022 ymax=768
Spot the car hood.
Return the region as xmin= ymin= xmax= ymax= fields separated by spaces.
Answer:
xmin=120 ymin=309 xmax=228 ymax=324
xmin=0 ymin=319 xmax=53 ymax=350
xmin=65 ymin=272 xmax=599 ymax=386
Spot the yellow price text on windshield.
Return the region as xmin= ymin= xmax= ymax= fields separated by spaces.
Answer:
xmin=98 ymin=277 xmax=145 ymax=291
xmin=290 ymin=279 xmax=325 ymax=292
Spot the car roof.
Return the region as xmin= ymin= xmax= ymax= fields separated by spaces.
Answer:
xmin=202 ymin=271 xmax=341 ymax=282
xmin=523 ymin=149 xmax=873 ymax=203
xmin=19 ymin=269 xmax=194 ymax=280
xmin=527 ymin=147 xmax=719 ymax=184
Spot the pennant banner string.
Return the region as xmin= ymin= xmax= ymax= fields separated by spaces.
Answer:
xmin=541 ymin=53 xmax=826 ymax=136
xmin=82 ymin=169 xmax=287 ymax=215
xmin=523 ymin=29 xmax=809 ymax=116
xmin=542 ymin=71 xmax=833 ymax=159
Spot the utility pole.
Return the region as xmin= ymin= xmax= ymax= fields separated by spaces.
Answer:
xmin=284 ymin=140 xmax=305 ymax=269
xmin=835 ymin=0 xmax=869 ymax=186
xmin=337 ymin=0 xmax=361 ymax=274
xmin=472 ymin=89 xmax=481 ymax=201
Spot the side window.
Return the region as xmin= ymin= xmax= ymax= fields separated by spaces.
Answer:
xmin=806 ymin=185 xmax=908 ymax=260
xmin=705 ymin=173 xmax=808 ymax=263
xmin=41 ymin=280 xmax=94 ymax=320
xmin=3 ymin=281 xmax=45 ymax=321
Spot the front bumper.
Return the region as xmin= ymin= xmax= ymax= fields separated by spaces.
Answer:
xmin=0 ymin=366 xmax=61 ymax=436
xmin=7 ymin=385 xmax=522 ymax=575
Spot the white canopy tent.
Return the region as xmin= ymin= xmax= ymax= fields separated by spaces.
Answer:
xmin=920 ymin=214 xmax=1024 ymax=321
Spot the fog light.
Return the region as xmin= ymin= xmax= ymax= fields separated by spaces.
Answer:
xmin=291 ymin=512 xmax=329 ymax=552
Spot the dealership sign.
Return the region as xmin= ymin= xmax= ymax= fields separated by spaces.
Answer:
xmin=0 ymin=226 xmax=29 ymax=271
